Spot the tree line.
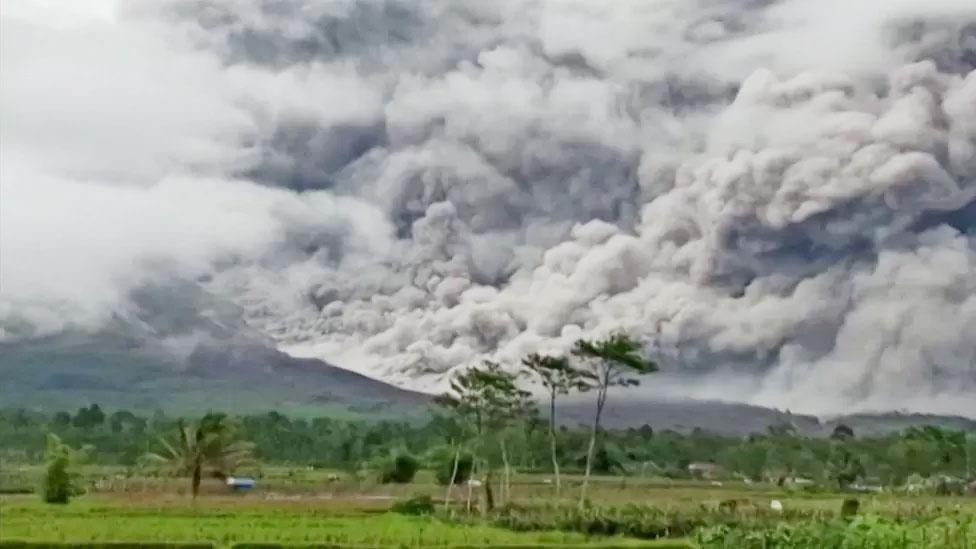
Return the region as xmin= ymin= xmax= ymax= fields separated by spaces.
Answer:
xmin=4 ymin=407 xmax=974 ymax=503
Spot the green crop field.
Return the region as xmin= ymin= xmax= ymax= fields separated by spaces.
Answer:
xmin=0 ymin=497 xmax=633 ymax=547
xmin=0 ymin=495 xmax=692 ymax=549
xmin=3 ymin=466 xmax=975 ymax=549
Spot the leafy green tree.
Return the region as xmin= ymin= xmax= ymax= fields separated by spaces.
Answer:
xmin=436 ymin=361 xmax=534 ymax=510
xmin=145 ymin=413 xmax=255 ymax=498
xmin=72 ymin=404 xmax=105 ymax=431
xmin=522 ymin=353 xmax=583 ymax=497
xmin=717 ymin=439 xmax=769 ymax=481
xmin=109 ymin=410 xmax=138 ymax=434
xmin=379 ymin=453 xmax=420 ymax=484
xmin=42 ymin=434 xmax=74 ymax=504
xmin=426 ymin=413 xmax=470 ymax=507
xmin=966 ymin=433 xmax=974 ymax=480
xmin=435 ymin=451 xmax=474 ymax=486
xmin=572 ymin=333 xmax=657 ymax=506
xmin=829 ymin=445 xmax=865 ymax=489
xmin=887 ymin=438 xmax=940 ymax=482
xmin=575 ymin=442 xmax=627 ymax=474
xmin=831 ymin=424 xmax=855 ymax=441
xmin=905 ymin=426 xmax=966 ymax=469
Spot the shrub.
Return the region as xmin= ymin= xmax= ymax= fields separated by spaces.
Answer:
xmin=840 ymin=498 xmax=859 ymax=518
xmin=379 ymin=453 xmax=420 ymax=484
xmin=436 ymin=452 xmax=474 ymax=486
xmin=489 ymin=504 xmax=708 ymax=540
xmin=694 ymin=514 xmax=976 ymax=549
xmin=41 ymin=434 xmax=76 ymax=505
xmin=391 ymin=494 xmax=435 ymax=515
xmin=42 ymin=454 xmax=72 ymax=504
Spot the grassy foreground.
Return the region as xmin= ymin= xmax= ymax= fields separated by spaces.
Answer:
xmin=0 ymin=496 xmax=689 ymax=548
xmin=4 ymin=468 xmax=975 ymax=548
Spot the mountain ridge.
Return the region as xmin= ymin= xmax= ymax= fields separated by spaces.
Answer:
xmin=3 ymin=335 xmax=973 ymax=436
xmin=0 ymin=333 xmax=430 ymax=418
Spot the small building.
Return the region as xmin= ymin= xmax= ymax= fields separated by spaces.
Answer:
xmin=848 ymin=483 xmax=883 ymax=493
xmin=226 ymin=476 xmax=256 ymax=490
xmin=784 ymin=477 xmax=815 ymax=488
xmin=687 ymin=462 xmax=726 ymax=480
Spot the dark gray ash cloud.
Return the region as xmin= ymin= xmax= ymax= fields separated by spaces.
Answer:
xmin=2 ymin=0 xmax=975 ymax=415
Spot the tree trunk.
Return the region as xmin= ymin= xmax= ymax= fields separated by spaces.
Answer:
xmin=191 ymin=459 xmax=202 ymax=500
xmin=580 ymin=383 xmax=608 ymax=508
xmin=445 ymin=444 xmax=461 ymax=509
xmin=466 ymin=460 xmax=476 ymax=513
xmin=484 ymin=467 xmax=495 ymax=513
xmin=548 ymin=391 xmax=561 ymax=497
xmin=500 ymin=438 xmax=511 ymax=507
xmin=966 ymin=435 xmax=972 ymax=480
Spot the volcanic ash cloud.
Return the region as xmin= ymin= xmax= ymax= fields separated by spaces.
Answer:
xmin=2 ymin=0 xmax=975 ymax=415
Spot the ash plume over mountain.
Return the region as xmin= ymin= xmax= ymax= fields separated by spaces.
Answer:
xmin=1 ymin=0 xmax=975 ymax=416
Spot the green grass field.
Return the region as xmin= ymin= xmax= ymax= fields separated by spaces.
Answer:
xmin=0 ymin=495 xmax=692 ymax=548
xmin=0 ymin=498 xmax=580 ymax=546
xmin=2 ymin=466 xmax=974 ymax=548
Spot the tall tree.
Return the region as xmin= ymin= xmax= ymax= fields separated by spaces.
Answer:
xmin=42 ymin=434 xmax=74 ymax=504
xmin=72 ymin=404 xmax=105 ymax=431
xmin=109 ymin=410 xmax=138 ymax=434
xmin=830 ymin=424 xmax=855 ymax=441
xmin=828 ymin=444 xmax=865 ymax=489
xmin=427 ymin=412 xmax=469 ymax=509
xmin=146 ymin=413 xmax=255 ymax=498
xmin=436 ymin=361 xmax=533 ymax=511
xmin=572 ymin=333 xmax=657 ymax=506
xmin=522 ymin=353 xmax=582 ymax=497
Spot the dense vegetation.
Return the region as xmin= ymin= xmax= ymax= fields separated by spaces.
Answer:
xmin=3 ymin=400 xmax=975 ymax=548
xmin=2 ymin=406 xmax=974 ymax=492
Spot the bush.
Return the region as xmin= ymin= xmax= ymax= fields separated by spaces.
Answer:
xmin=694 ymin=514 xmax=976 ymax=549
xmin=391 ymin=494 xmax=435 ymax=515
xmin=840 ymin=498 xmax=859 ymax=518
xmin=42 ymin=454 xmax=72 ymax=504
xmin=379 ymin=453 xmax=420 ymax=484
xmin=436 ymin=452 xmax=474 ymax=485
xmin=40 ymin=434 xmax=79 ymax=504
xmin=489 ymin=504 xmax=708 ymax=539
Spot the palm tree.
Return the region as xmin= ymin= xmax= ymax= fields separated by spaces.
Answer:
xmin=572 ymin=334 xmax=657 ymax=506
xmin=146 ymin=413 xmax=255 ymax=498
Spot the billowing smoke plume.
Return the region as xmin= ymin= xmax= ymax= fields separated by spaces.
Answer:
xmin=2 ymin=0 xmax=975 ymax=415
